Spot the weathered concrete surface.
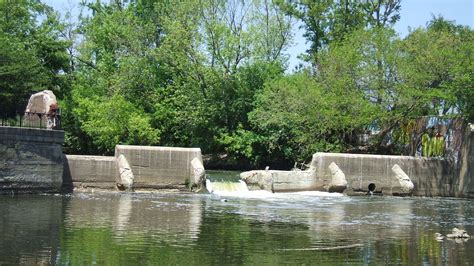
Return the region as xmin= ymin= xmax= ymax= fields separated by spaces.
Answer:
xmin=241 ymin=170 xmax=273 ymax=191
xmin=190 ymin=157 xmax=205 ymax=187
xmin=117 ymin=154 xmax=134 ymax=191
xmin=241 ymin=144 xmax=474 ymax=197
xmin=271 ymin=170 xmax=318 ymax=192
xmin=63 ymin=146 xmax=205 ymax=191
xmin=454 ymin=125 xmax=474 ymax=197
xmin=391 ymin=164 xmax=414 ymax=195
xmin=62 ymin=155 xmax=117 ymax=190
xmin=310 ymin=153 xmax=454 ymax=197
xmin=0 ymin=126 xmax=64 ymax=194
xmin=115 ymin=145 xmax=204 ymax=189
xmin=327 ymin=162 xmax=348 ymax=193
xmin=241 ymin=169 xmax=318 ymax=192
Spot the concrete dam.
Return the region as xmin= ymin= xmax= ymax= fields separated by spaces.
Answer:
xmin=1 ymin=125 xmax=473 ymax=197
xmin=63 ymin=145 xmax=205 ymax=191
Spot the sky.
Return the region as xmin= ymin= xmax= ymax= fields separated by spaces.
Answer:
xmin=287 ymin=0 xmax=474 ymax=71
xmin=44 ymin=0 xmax=474 ymax=71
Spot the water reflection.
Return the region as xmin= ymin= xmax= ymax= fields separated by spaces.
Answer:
xmin=0 ymin=193 xmax=473 ymax=265
xmin=0 ymin=195 xmax=62 ymax=265
xmin=64 ymin=192 xmax=203 ymax=242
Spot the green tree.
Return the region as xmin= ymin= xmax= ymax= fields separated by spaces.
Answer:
xmin=400 ymin=17 xmax=474 ymax=122
xmin=277 ymin=0 xmax=400 ymax=64
xmin=0 ymin=0 xmax=70 ymax=117
xmin=230 ymin=72 xmax=364 ymax=166
xmin=65 ymin=0 xmax=291 ymax=155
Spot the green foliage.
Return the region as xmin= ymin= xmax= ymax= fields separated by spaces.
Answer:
xmin=0 ymin=0 xmax=70 ymax=117
xmin=401 ymin=16 xmax=474 ymax=122
xmin=217 ymin=125 xmax=263 ymax=165
xmin=74 ymin=94 xmax=159 ymax=154
xmin=277 ymin=0 xmax=401 ymax=63
xmin=421 ymin=133 xmax=445 ymax=157
xmin=245 ymin=73 xmax=352 ymax=165
xmin=2 ymin=1 xmax=470 ymax=166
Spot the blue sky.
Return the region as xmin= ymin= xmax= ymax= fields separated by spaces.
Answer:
xmin=287 ymin=0 xmax=474 ymax=70
xmin=44 ymin=0 xmax=473 ymax=71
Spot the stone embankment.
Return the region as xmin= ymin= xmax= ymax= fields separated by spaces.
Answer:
xmin=0 ymin=126 xmax=64 ymax=194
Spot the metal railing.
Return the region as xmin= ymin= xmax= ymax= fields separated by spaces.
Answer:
xmin=0 ymin=112 xmax=61 ymax=130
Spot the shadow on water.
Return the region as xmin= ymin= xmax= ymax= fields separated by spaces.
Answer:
xmin=0 ymin=192 xmax=473 ymax=265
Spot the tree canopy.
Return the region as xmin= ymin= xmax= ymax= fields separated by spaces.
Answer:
xmin=1 ymin=0 xmax=472 ymax=168
xmin=0 ymin=0 xmax=70 ymax=117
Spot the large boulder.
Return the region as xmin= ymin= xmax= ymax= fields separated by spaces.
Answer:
xmin=25 ymin=90 xmax=57 ymax=115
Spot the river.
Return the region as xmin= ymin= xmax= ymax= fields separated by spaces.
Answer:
xmin=1 ymin=171 xmax=473 ymax=265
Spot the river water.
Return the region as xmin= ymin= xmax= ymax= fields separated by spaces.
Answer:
xmin=1 ymin=171 xmax=473 ymax=265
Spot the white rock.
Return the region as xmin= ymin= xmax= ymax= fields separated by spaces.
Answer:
xmin=328 ymin=162 xmax=347 ymax=193
xmin=392 ymin=164 xmax=414 ymax=194
xmin=117 ymin=154 xmax=134 ymax=191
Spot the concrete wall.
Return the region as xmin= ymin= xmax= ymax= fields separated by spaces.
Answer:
xmin=115 ymin=145 xmax=203 ymax=189
xmin=0 ymin=126 xmax=64 ymax=194
xmin=271 ymin=170 xmax=319 ymax=192
xmin=62 ymin=145 xmax=204 ymax=190
xmin=63 ymin=155 xmax=117 ymax=190
xmin=242 ymin=136 xmax=474 ymax=197
xmin=454 ymin=125 xmax=474 ymax=197
xmin=310 ymin=153 xmax=453 ymax=196
xmin=241 ymin=169 xmax=318 ymax=192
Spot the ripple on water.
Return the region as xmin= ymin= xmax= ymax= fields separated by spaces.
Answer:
xmin=1 ymin=193 xmax=474 ymax=265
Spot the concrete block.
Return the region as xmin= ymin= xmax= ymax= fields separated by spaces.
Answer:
xmin=115 ymin=145 xmax=203 ymax=188
xmin=311 ymin=153 xmax=454 ymax=197
xmin=63 ymin=155 xmax=117 ymax=187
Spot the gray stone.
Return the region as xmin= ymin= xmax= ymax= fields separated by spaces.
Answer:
xmin=311 ymin=152 xmax=455 ymax=197
xmin=63 ymin=146 xmax=206 ymax=191
xmin=24 ymin=90 xmax=57 ymax=114
xmin=241 ymin=169 xmax=319 ymax=192
xmin=272 ymin=170 xmax=319 ymax=192
xmin=24 ymin=90 xmax=58 ymax=129
xmin=455 ymin=124 xmax=474 ymax=198
xmin=63 ymin=155 xmax=117 ymax=190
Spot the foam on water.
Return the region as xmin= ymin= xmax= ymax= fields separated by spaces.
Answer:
xmin=205 ymin=179 xmax=345 ymax=199
xmin=206 ymin=180 xmax=248 ymax=192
